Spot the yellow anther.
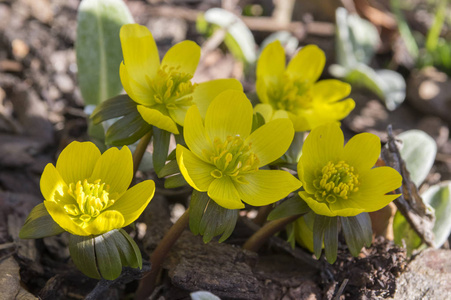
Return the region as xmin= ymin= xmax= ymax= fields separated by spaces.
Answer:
xmin=314 ymin=160 xmax=359 ymax=204
xmin=204 ymin=135 xmax=259 ymax=182
xmin=60 ymin=179 xmax=115 ymax=225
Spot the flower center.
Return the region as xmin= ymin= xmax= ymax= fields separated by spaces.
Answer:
xmin=145 ymin=65 xmax=197 ymax=112
xmin=313 ymin=161 xmax=360 ymax=204
xmin=60 ymin=179 xmax=116 ymax=227
xmin=202 ymin=136 xmax=260 ymax=184
xmin=267 ymin=74 xmax=313 ymax=112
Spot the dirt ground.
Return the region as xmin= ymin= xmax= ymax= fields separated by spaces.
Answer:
xmin=1 ymin=0 xmax=450 ymax=299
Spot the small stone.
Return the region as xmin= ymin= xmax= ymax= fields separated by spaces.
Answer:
xmin=12 ymin=39 xmax=30 ymax=59
xmin=54 ymin=73 xmax=74 ymax=93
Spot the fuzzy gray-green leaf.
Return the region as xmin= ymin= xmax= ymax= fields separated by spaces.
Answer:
xmin=76 ymin=0 xmax=133 ymax=105
xmin=398 ymin=130 xmax=437 ymax=187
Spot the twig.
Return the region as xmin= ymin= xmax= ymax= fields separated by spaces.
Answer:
xmin=381 ymin=125 xmax=435 ymax=247
xmin=146 ymin=5 xmax=336 ymax=38
xmin=243 ymin=214 xmax=302 ymax=252
xmin=334 ymin=278 xmax=349 ymax=300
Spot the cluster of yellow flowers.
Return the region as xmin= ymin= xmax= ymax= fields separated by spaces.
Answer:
xmin=20 ymin=23 xmax=402 ymax=280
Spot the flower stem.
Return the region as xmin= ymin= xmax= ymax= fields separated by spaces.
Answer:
xmin=135 ymin=208 xmax=190 ymax=300
xmin=252 ymin=205 xmax=273 ymax=226
xmin=243 ymin=214 xmax=302 ymax=252
xmin=133 ymin=130 xmax=153 ymax=174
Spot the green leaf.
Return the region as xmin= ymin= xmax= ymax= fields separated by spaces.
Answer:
xmin=106 ymin=111 xmax=152 ymax=146
xmin=91 ymin=95 xmax=136 ymax=124
xmin=398 ymin=130 xmax=437 ymax=187
xmin=164 ymin=174 xmax=188 ymax=189
xmin=335 ymin=7 xmax=380 ymax=67
xmin=344 ymin=65 xmax=406 ymax=111
xmin=91 ymin=94 xmax=152 ymax=146
xmin=19 ymin=203 xmax=65 ymax=239
xmin=324 ymin=217 xmax=338 ymax=264
xmin=393 ymin=211 xmax=423 ymax=256
xmin=106 ymin=229 xmax=142 ymax=269
xmin=312 ymin=214 xmax=328 ymax=259
xmin=267 ymin=194 xmax=310 ymax=221
xmin=313 ymin=215 xmax=338 ymax=263
xmin=158 ymin=160 xmax=180 ymax=178
xmin=76 ymin=0 xmax=134 ymax=105
xmin=259 ymin=31 xmax=299 ymax=57
xmin=283 ymin=131 xmax=305 ymax=164
xmin=293 ymin=212 xmax=315 ymax=253
xmin=332 ymin=8 xmax=406 ymax=111
xmin=251 ymin=112 xmax=265 ymax=133
xmin=152 ymin=127 xmax=171 ymax=176
xmin=189 ymin=190 xmax=210 ymax=235
xmin=94 ymin=232 xmax=122 ymax=280
xmin=189 ymin=191 xmax=238 ymax=243
xmin=201 ymin=8 xmax=257 ymax=65
xmin=69 ymin=234 xmax=101 ymax=279
xmin=422 ymin=181 xmax=451 ymax=248
xmin=340 ymin=213 xmax=373 ymax=257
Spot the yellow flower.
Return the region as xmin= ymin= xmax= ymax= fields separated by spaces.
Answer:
xmin=297 ymin=123 xmax=402 ymax=217
xmin=253 ymin=103 xmax=289 ymax=123
xmin=21 ymin=141 xmax=155 ymax=237
xmin=119 ymin=24 xmax=242 ymax=134
xmin=256 ymin=41 xmax=355 ymax=132
xmin=176 ymin=90 xmax=302 ymax=209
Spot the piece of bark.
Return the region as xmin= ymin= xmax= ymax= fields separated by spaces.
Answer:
xmin=381 ymin=126 xmax=435 ymax=247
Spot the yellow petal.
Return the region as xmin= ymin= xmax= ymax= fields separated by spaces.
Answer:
xmin=342 ymin=132 xmax=381 ymax=172
xmin=176 ymin=145 xmax=215 ymax=191
xmin=168 ymin=105 xmax=189 ymax=126
xmin=137 ymin=105 xmax=179 ymax=134
xmin=253 ymin=103 xmax=273 ymax=123
xmin=84 ymin=211 xmax=125 ymax=236
xmin=328 ymin=203 xmax=366 ymax=217
xmin=236 ymin=170 xmax=302 ymax=206
xmin=246 ymin=118 xmax=294 ymax=167
xmin=89 ymin=146 xmax=133 ymax=195
xmin=120 ymin=24 xmax=160 ymax=84
xmin=299 ymin=191 xmax=336 ymax=217
xmin=273 ymin=109 xmax=289 ymax=120
xmin=44 ymin=200 xmax=88 ymax=236
xmin=108 ymin=180 xmax=155 ymax=227
xmin=120 ymin=63 xmax=154 ymax=106
xmin=303 ymin=98 xmax=355 ymax=130
xmin=310 ymin=80 xmax=351 ymax=103
xmin=256 ymin=40 xmax=286 ymax=83
xmin=351 ymin=167 xmax=402 ymax=212
xmin=184 ymin=105 xmax=213 ymax=159
xmin=298 ymin=123 xmax=344 ymax=176
xmin=297 ymin=161 xmax=316 ymax=195
xmin=40 ymin=163 xmax=68 ymax=201
xmin=161 ymin=40 xmax=200 ymax=76
xmin=205 ymin=90 xmax=253 ymax=142
xmin=286 ymin=45 xmax=325 ymax=83
xmin=256 ymin=79 xmax=269 ymax=104
xmin=56 ymin=141 xmax=101 ymax=185
xmin=207 ymin=177 xmax=244 ymax=209
xmin=192 ymin=79 xmax=243 ymax=119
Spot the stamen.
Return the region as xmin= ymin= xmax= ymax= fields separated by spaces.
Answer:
xmin=267 ymin=73 xmax=313 ymax=112
xmin=57 ymin=179 xmax=115 ymax=226
xmin=314 ymin=160 xmax=359 ymax=203
xmin=203 ymin=136 xmax=259 ymax=183
xmin=145 ymin=64 xmax=197 ymax=111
